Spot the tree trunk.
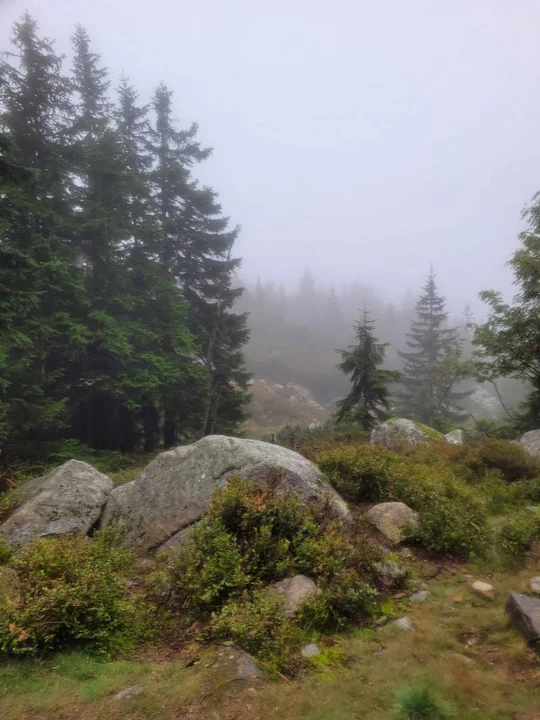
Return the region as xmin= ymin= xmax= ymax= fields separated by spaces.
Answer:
xmin=199 ymin=298 xmax=223 ymax=439
xmin=142 ymin=403 xmax=159 ymax=452
xmin=163 ymin=415 xmax=176 ymax=449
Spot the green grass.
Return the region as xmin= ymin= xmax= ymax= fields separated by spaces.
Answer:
xmin=0 ymin=555 xmax=538 ymax=720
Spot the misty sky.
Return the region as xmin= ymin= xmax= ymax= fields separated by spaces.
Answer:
xmin=2 ymin=0 xmax=540 ymax=313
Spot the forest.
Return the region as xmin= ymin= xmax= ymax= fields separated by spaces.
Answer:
xmin=0 ymin=14 xmax=250 ymax=463
xmin=1 ymin=13 xmax=540 ymax=465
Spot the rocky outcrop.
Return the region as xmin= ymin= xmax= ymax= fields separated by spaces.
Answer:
xmin=0 ymin=460 xmax=113 ymax=548
xmin=366 ymin=502 xmax=419 ymax=544
xmin=100 ymin=435 xmax=349 ymax=551
xmin=506 ymin=592 xmax=540 ymax=643
xmin=520 ymin=430 xmax=540 ymax=459
xmin=270 ymin=575 xmax=321 ymax=617
xmin=370 ymin=418 xmax=443 ymax=451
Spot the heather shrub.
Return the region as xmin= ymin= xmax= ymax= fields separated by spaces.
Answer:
xmin=0 ymin=532 xmax=135 ymax=657
xmin=167 ymin=476 xmax=379 ymax=661
xmin=318 ymin=445 xmax=488 ymax=556
xmin=204 ymin=588 xmax=304 ymax=671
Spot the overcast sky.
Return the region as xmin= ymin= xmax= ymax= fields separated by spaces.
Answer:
xmin=2 ymin=0 xmax=540 ymax=313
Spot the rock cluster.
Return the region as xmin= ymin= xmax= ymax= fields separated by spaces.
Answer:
xmin=0 ymin=436 xmax=349 ymax=552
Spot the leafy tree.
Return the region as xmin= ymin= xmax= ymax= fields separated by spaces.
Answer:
xmin=475 ymin=194 xmax=540 ymax=430
xmin=336 ymin=308 xmax=401 ymax=429
xmin=397 ymin=270 xmax=470 ymax=429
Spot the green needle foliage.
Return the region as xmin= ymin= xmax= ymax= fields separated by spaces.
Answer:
xmin=397 ymin=269 xmax=471 ymax=429
xmin=336 ymin=308 xmax=401 ymax=430
xmin=0 ymin=14 xmax=250 ymax=464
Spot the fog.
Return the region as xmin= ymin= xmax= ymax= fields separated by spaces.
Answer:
xmin=3 ymin=0 xmax=540 ymax=312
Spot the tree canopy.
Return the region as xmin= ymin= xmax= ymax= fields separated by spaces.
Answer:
xmin=0 ymin=14 xmax=250 ymax=461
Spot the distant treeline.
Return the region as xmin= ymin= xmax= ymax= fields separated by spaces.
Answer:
xmin=238 ymin=270 xmax=526 ymax=420
xmin=0 ymin=14 xmax=250 ymax=461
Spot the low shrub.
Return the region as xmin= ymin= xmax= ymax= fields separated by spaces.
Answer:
xmin=472 ymin=439 xmax=538 ymax=482
xmin=495 ymin=509 xmax=540 ymax=559
xmin=409 ymin=439 xmax=538 ymax=484
xmin=513 ymin=477 xmax=540 ymax=504
xmin=167 ymin=476 xmax=379 ymax=648
xmin=318 ymin=445 xmax=489 ymax=556
xmin=204 ymin=588 xmax=304 ymax=671
xmin=396 ymin=685 xmax=452 ymax=720
xmin=0 ymin=532 xmax=136 ymax=657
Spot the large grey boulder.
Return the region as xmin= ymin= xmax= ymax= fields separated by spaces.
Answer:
xmin=520 ymin=430 xmax=540 ymax=459
xmin=100 ymin=435 xmax=349 ymax=551
xmin=506 ymin=592 xmax=540 ymax=644
xmin=0 ymin=460 xmax=113 ymax=547
xmin=366 ymin=502 xmax=419 ymax=544
xmin=370 ymin=418 xmax=443 ymax=451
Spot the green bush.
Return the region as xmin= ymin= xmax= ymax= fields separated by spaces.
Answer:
xmin=396 ymin=685 xmax=452 ymax=720
xmin=514 ymin=477 xmax=540 ymax=504
xmin=205 ymin=588 xmax=304 ymax=671
xmin=472 ymin=439 xmax=538 ymax=482
xmin=167 ymin=477 xmax=379 ymax=633
xmin=318 ymin=445 xmax=489 ymax=557
xmin=496 ymin=509 xmax=540 ymax=559
xmin=0 ymin=532 xmax=136 ymax=657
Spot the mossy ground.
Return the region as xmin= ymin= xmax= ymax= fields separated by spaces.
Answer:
xmin=1 ymin=549 xmax=538 ymax=720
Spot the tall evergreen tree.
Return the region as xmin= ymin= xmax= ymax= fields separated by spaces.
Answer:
xmin=397 ymin=270 xmax=470 ymax=429
xmin=149 ymin=83 xmax=248 ymax=442
xmin=0 ymin=14 xmax=88 ymax=460
xmin=0 ymin=15 xmax=250 ymax=459
xmin=336 ymin=308 xmax=400 ymax=429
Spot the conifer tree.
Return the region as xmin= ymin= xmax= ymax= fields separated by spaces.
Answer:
xmin=336 ymin=308 xmax=400 ymax=429
xmin=0 ymin=15 xmax=250 ymax=458
xmin=149 ymin=83 xmax=249 ymax=441
xmin=397 ymin=270 xmax=470 ymax=429
xmin=0 ymin=14 xmax=88 ymax=459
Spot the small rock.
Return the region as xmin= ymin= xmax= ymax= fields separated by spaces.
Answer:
xmin=375 ymin=615 xmax=388 ymax=626
xmin=111 ymin=684 xmax=143 ymax=701
xmin=527 ymin=505 xmax=539 ymax=513
xmin=374 ymin=559 xmax=408 ymax=588
xmin=366 ymin=502 xmax=420 ymax=544
xmin=471 ymin=580 xmax=494 ymax=599
xmin=506 ymin=592 xmax=540 ymax=643
xmin=271 ymin=575 xmax=322 ymax=617
xmin=399 ymin=548 xmax=414 ymax=559
xmin=441 ymin=604 xmax=458 ymax=617
xmin=530 ymin=577 xmax=540 ymax=595
xmin=393 ymin=616 xmax=414 ymax=631
xmin=301 ymin=643 xmax=320 ymax=658
xmin=445 ymin=429 xmax=465 ymax=445
xmin=409 ymin=590 xmax=431 ymax=603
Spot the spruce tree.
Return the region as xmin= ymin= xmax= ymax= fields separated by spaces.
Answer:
xmin=0 ymin=14 xmax=88 ymax=460
xmin=336 ymin=308 xmax=400 ymax=430
xmin=149 ymin=83 xmax=249 ymax=441
xmin=0 ymin=15 xmax=250 ymax=458
xmin=397 ymin=270 xmax=470 ymax=429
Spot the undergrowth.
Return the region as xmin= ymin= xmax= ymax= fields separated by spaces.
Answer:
xmin=0 ymin=531 xmax=138 ymax=658
xmin=166 ymin=475 xmax=380 ymax=669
